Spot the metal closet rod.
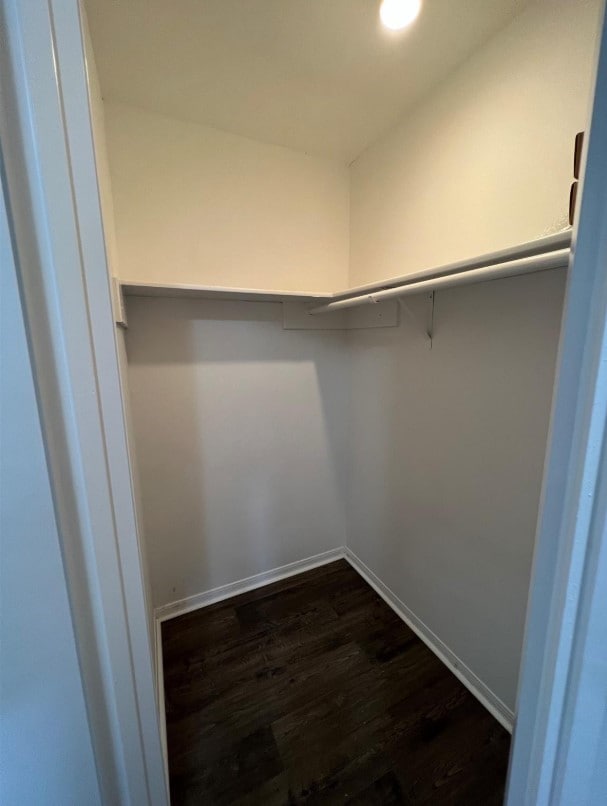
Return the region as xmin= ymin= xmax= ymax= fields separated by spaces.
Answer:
xmin=309 ymin=248 xmax=571 ymax=315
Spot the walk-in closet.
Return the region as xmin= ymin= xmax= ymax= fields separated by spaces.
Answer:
xmin=80 ymin=0 xmax=602 ymax=802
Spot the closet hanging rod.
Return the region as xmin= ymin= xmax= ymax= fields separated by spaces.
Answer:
xmin=309 ymin=248 xmax=571 ymax=315
xmin=330 ymin=230 xmax=571 ymax=303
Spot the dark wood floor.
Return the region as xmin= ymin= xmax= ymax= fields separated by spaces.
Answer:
xmin=162 ymin=560 xmax=510 ymax=805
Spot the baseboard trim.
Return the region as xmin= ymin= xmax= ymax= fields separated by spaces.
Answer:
xmin=154 ymin=618 xmax=170 ymax=787
xmin=154 ymin=547 xmax=345 ymax=623
xmin=153 ymin=544 xmax=513 ymax=739
xmin=344 ymin=547 xmax=514 ymax=733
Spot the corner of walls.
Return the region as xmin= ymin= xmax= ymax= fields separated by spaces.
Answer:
xmin=154 ymin=547 xmax=346 ymax=622
xmin=343 ymin=547 xmax=514 ymax=732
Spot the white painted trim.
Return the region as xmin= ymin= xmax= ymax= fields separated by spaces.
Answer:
xmin=153 ymin=547 xmax=345 ymax=779
xmin=155 ymin=548 xmax=344 ymax=622
xmin=120 ymin=233 xmax=571 ymax=305
xmin=310 ymin=249 xmax=570 ymax=315
xmin=154 ymin=621 xmax=169 ymax=789
xmin=333 ymin=230 xmax=572 ymax=301
xmin=154 ymin=545 xmax=512 ymax=735
xmin=122 ymin=280 xmax=327 ymax=302
xmin=506 ymin=2 xmax=607 ymax=803
xmin=0 ymin=1 xmax=167 ymax=802
xmin=344 ymin=548 xmax=514 ymax=733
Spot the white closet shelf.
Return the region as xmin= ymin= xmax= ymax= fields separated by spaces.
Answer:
xmin=120 ymin=281 xmax=328 ymax=304
xmin=119 ymin=230 xmax=572 ymax=310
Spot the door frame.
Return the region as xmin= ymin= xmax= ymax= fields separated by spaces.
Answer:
xmin=2 ymin=0 xmax=607 ymax=803
xmin=506 ymin=2 xmax=607 ymax=803
xmin=0 ymin=1 xmax=167 ymax=803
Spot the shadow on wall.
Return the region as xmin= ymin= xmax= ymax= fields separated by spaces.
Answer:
xmin=124 ymin=297 xmax=348 ymax=609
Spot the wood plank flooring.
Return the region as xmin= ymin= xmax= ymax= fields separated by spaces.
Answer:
xmin=162 ymin=560 xmax=510 ymax=805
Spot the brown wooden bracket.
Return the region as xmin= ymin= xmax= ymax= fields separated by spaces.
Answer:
xmin=570 ymin=131 xmax=584 ymax=225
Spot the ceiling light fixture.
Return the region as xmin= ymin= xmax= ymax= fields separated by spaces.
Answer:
xmin=379 ymin=0 xmax=421 ymax=31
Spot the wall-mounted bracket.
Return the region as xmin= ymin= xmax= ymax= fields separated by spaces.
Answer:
xmin=283 ymin=299 xmax=399 ymax=330
xmin=399 ymin=291 xmax=434 ymax=348
xmin=112 ymin=277 xmax=128 ymax=328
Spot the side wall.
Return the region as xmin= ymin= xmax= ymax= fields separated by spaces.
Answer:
xmin=125 ymin=297 xmax=348 ymax=608
xmin=347 ymin=268 xmax=567 ymax=714
xmin=346 ymin=0 xmax=602 ymax=713
xmin=349 ymin=0 xmax=601 ymax=287
xmin=105 ymin=102 xmax=350 ymax=293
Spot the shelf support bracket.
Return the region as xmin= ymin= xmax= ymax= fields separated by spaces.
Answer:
xmin=399 ymin=291 xmax=434 ymax=349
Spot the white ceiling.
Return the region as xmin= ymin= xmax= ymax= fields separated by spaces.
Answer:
xmin=85 ymin=0 xmax=531 ymax=162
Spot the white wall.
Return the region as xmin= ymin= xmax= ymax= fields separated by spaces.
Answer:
xmin=125 ymin=296 xmax=348 ymax=607
xmin=105 ymin=102 xmax=350 ymax=292
xmin=343 ymin=0 xmax=601 ymax=713
xmin=346 ymin=269 xmax=567 ymax=711
xmin=101 ymin=0 xmax=599 ymax=719
xmin=0 ymin=187 xmax=101 ymax=806
xmin=349 ymin=0 xmax=601 ymax=287
xmin=124 ymin=275 xmax=567 ymax=712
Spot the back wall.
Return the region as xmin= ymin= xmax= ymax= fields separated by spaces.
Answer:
xmin=125 ymin=297 xmax=349 ymax=607
xmin=105 ymin=102 xmax=350 ymax=293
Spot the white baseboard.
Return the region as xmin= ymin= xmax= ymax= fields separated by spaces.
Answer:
xmin=153 ymin=546 xmax=346 ymax=782
xmin=154 ymin=619 xmax=170 ymax=788
xmin=153 ymin=543 xmax=513 ymax=745
xmin=344 ymin=547 xmax=514 ymax=733
xmin=154 ymin=547 xmax=345 ymax=623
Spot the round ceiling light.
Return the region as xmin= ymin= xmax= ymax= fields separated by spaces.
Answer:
xmin=379 ymin=0 xmax=421 ymax=31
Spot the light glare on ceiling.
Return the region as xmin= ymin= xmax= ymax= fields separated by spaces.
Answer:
xmin=380 ymin=0 xmax=421 ymax=31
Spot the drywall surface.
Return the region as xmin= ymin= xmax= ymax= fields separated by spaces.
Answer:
xmin=0 ymin=202 xmax=101 ymax=805
xmin=105 ymin=102 xmax=350 ymax=292
xmin=349 ymin=0 xmax=601 ymax=287
xmin=346 ymin=268 xmax=567 ymax=711
xmin=125 ymin=297 xmax=348 ymax=608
